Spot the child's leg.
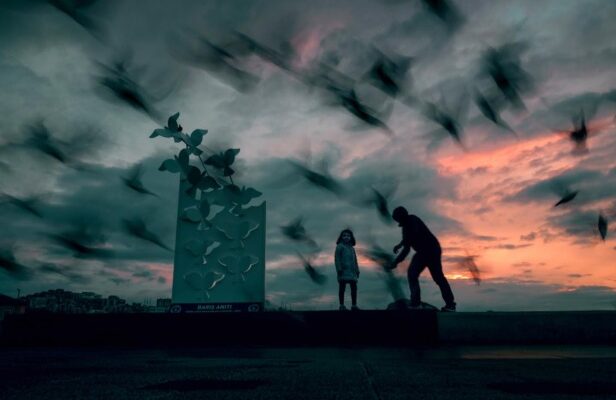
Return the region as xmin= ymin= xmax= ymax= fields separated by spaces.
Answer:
xmin=350 ymin=281 xmax=357 ymax=306
xmin=338 ymin=281 xmax=346 ymax=305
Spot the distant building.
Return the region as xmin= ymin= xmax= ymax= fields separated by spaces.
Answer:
xmin=0 ymin=294 xmax=26 ymax=320
xmin=155 ymin=298 xmax=172 ymax=313
xmin=104 ymin=295 xmax=129 ymax=313
xmin=21 ymin=289 xmax=142 ymax=314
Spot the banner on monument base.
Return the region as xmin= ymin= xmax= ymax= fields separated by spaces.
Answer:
xmin=169 ymin=302 xmax=262 ymax=313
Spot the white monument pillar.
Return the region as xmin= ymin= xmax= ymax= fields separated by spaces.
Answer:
xmin=170 ymin=178 xmax=266 ymax=312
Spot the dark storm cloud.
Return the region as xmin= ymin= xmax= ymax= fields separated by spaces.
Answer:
xmin=1 ymin=0 xmax=615 ymax=308
xmin=485 ymin=243 xmax=533 ymax=250
xmin=0 ymin=150 xmax=178 ymax=295
xmin=545 ymin=208 xmax=606 ymax=245
xmin=475 ymin=235 xmax=499 ymax=242
xmin=512 ymin=262 xmax=532 ymax=268
xmin=506 ymin=168 xmax=616 ymax=206
xmin=0 ymin=63 xmax=59 ymax=135
xmin=568 ymin=273 xmax=591 ymax=278
xmin=132 ymin=268 xmax=155 ymax=279
xmin=467 ymin=166 xmax=489 ymax=176
xmin=0 ymin=1 xmax=110 ymax=50
xmin=38 ymin=262 xmax=92 ymax=285
xmin=0 ymin=133 xmax=464 ymax=298
xmin=472 ymin=206 xmax=493 ymax=215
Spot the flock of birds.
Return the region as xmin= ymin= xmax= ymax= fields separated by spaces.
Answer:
xmin=0 ymin=0 xmax=614 ymax=301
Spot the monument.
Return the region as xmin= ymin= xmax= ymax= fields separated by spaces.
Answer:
xmin=151 ymin=113 xmax=266 ymax=312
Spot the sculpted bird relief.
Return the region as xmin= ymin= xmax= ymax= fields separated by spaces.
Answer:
xmin=211 ymin=210 xmax=260 ymax=249
xmin=180 ymin=197 xmax=214 ymax=230
xmin=183 ymin=270 xmax=226 ymax=299
xmin=217 ymin=253 xmax=260 ymax=282
xmin=184 ymin=238 xmax=220 ymax=266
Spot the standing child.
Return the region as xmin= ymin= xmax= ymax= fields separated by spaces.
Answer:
xmin=335 ymin=229 xmax=360 ymax=310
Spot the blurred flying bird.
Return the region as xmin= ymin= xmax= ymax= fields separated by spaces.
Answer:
xmin=281 ymin=217 xmax=318 ymax=248
xmin=363 ymin=244 xmax=396 ymax=270
xmin=421 ymin=0 xmax=465 ymax=32
xmin=173 ymin=33 xmax=259 ymax=93
xmin=363 ymin=50 xmax=413 ymax=98
xmin=47 ymin=0 xmax=104 ymax=38
xmin=473 ymin=89 xmax=515 ymax=134
xmin=234 ymin=32 xmax=297 ymax=74
xmin=551 ymin=109 xmax=597 ymax=155
xmin=598 ymin=213 xmax=608 ymax=241
xmin=553 ymin=107 xmax=614 ymax=154
xmin=457 ymin=253 xmax=481 ymax=285
xmin=122 ymin=217 xmax=172 ymax=251
xmin=303 ymin=60 xmax=355 ymax=93
xmin=0 ymin=193 xmax=44 ymax=218
xmin=6 ymin=1 xmax=106 ymax=38
xmin=0 ymin=247 xmax=32 ymax=280
xmin=18 ymin=120 xmax=105 ymax=170
xmin=480 ymin=42 xmax=533 ymax=110
xmin=361 ymin=244 xmax=405 ymax=300
xmin=330 ymin=86 xmax=393 ymax=135
xmin=96 ymin=58 xmax=161 ymax=122
xmin=296 ymin=251 xmax=328 ymax=285
xmin=287 ymin=159 xmax=344 ymax=196
xmin=306 ymin=62 xmax=393 ymax=134
xmin=48 ymin=226 xmax=114 ymax=259
xmin=553 ymin=188 xmax=579 ymax=207
xmin=422 ymin=100 xmax=466 ymax=150
xmin=568 ymin=110 xmax=589 ymax=154
xmin=24 ymin=120 xmax=68 ymax=163
xmin=121 ymin=163 xmax=159 ymax=198
xmin=371 ymin=188 xmax=393 ymax=223
xmin=357 ymin=186 xmax=397 ymax=224
xmin=38 ymin=263 xmax=91 ymax=284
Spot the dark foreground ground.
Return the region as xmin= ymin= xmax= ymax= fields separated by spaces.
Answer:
xmin=1 ymin=311 xmax=615 ymax=399
xmin=1 ymin=345 xmax=616 ymax=399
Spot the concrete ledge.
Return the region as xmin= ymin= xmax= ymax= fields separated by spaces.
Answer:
xmin=2 ymin=311 xmax=614 ymax=347
xmin=438 ymin=311 xmax=616 ymax=344
xmin=0 ymin=310 xmax=437 ymax=347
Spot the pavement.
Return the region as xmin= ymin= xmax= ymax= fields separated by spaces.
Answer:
xmin=1 ymin=345 xmax=616 ymax=399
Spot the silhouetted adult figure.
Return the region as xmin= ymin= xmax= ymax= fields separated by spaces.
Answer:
xmin=390 ymin=207 xmax=456 ymax=311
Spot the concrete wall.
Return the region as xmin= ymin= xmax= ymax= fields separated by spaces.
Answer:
xmin=1 ymin=311 xmax=614 ymax=347
xmin=438 ymin=311 xmax=616 ymax=344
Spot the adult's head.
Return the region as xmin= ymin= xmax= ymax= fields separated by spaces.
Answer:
xmin=392 ymin=206 xmax=409 ymax=226
xmin=336 ymin=228 xmax=356 ymax=246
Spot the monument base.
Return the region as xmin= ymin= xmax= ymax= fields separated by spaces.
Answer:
xmin=0 ymin=310 xmax=436 ymax=346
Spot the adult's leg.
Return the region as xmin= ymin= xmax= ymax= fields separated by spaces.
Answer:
xmin=338 ymin=281 xmax=346 ymax=305
xmin=427 ymin=252 xmax=455 ymax=306
xmin=350 ymin=281 xmax=357 ymax=306
xmin=408 ymin=254 xmax=427 ymax=306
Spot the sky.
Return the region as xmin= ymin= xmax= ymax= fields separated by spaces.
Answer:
xmin=0 ymin=0 xmax=615 ymax=311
